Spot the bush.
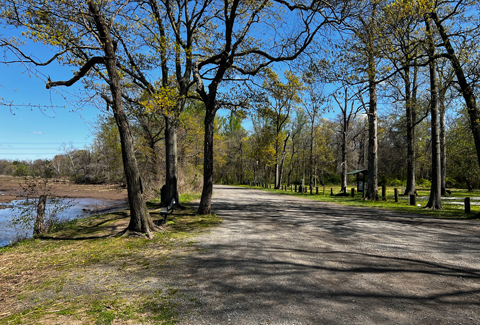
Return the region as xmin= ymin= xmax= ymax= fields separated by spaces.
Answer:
xmin=389 ymin=178 xmax=405 ymax=187
xmin=324 ymin=174 xmax=341 ymax=185
xmin=417 ymin=178 xmax=431 ymax=187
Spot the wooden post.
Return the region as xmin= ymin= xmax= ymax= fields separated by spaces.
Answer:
xmin=394 ymin=188 xmax=398 ymax=203
xmin=330 ymin=188 xmax=333 ymax=196
xmin=310 ymin=186 xmax=313 ymax=195
xmin=295 ymin=184 xmax=297 ymax=192
xmin=465 ymin=197 xmax=471 ymax=214
xmin=291 ymin=185 xmax=293 ymax=192
xmin=382 ymin=184 xmax=386 ymax=201
xmin=323 ymin=185 xmax=325 ymax=195
xmin=316 ymin=187 xmax=319 ymax=195
xmin=351 ymin=188 xmax=355 ymax=197
xmin=410 ymin=194 xmax=416 ymax=206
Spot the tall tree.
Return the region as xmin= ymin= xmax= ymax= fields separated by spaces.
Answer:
xmin=302 ymin=73 xmax=327 ymax=192
xmin=192 ymin=0 xmax=351 ymax=214
xmin=3 ymin=0 xmax=157 ymax=236
xmin=260 ymin=69 xmax=303 ymax=189
xmin=333 ymin=87 xmax=362 ymax=193
xmin=425 ymin=13 xmax=442 ymax=210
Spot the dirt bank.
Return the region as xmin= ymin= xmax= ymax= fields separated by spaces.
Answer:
xmin=0 ymin=176 xmax=127 ymax=205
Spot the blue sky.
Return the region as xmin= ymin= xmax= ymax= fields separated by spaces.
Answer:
xmin=0 ymin=35 xmax=101 ymax=161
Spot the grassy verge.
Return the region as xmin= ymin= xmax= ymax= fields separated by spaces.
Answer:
xmin=0 ymin=193 xmax=220 ymax=325
xmin=241 ymin=184 xmax=480 ymax=220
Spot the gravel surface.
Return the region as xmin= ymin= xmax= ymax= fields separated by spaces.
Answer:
xmin=167 ymin=185 xmax=480 ymax=325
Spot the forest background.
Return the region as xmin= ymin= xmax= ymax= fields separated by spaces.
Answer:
xmin=0 ymin=0 xmax=479 ymax=227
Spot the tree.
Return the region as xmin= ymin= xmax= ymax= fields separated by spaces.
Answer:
xmin=260 ymin=69 xmax=303 ymax=189
xmin=303 ymin=73 xmax=327 ymax=192
xmin=382 ymin=1 xmax=423 ymax=196
xmin=333 ymin=87 xmax=361 ymax=193
xmin=192 ymin=0 xmax=350 ymax=214
xmin=424 ymin=12 xmax=442 ymax=210
xmin=3 ymin=0 xmax=157 ymax=236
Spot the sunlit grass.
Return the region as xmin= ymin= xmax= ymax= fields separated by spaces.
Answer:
xmin=0 ymin=193 xmax=219 ymax=324
xmin=240 ymin=184 xmax=480 ymax=220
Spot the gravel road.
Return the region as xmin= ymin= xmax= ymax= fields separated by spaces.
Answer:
xmin=168 ymin=185 xmax=480 ymax=325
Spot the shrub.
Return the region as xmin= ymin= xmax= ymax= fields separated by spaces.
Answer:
xmin=417 ymin=178 xmax=431 ymax=187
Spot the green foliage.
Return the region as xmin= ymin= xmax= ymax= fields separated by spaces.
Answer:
xmin=416 ymin=178 xmax=431 ymax=188
xmin=13 ymin=163 xmax=29 ymax=177
xmin=390 ymin=178 xmax=405 ymax=187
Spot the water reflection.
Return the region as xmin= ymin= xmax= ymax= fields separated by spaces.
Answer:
xmin=0 ymin=198 xmax=127 ymax=247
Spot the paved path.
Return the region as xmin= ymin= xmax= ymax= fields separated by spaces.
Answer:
xmin=170 ymin=185 xmax=480 ymax=324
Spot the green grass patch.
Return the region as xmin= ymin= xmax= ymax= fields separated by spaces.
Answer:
xmin=242 ymin=184 xmax=480 ymax=220
xmin=0 ymin=194 xmax=220 ymax=324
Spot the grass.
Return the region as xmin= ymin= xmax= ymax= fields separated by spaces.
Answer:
xmin=0 ymin=194 xmax=221 ymax=325
xmin=241 ymin=184 xmax=480 ymax=220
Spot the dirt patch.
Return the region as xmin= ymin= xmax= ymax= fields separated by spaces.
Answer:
xmin=0 ymin=176 xmax=127 ymax=204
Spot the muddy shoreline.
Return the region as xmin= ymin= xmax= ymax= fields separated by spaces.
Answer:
xmin=0 ymin=176 xmax=128 ymax=205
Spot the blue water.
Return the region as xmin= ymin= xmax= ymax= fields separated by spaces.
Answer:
xmin=0 ymin=198 xmax=127 ymax=247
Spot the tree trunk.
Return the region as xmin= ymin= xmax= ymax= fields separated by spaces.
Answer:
xmin=425 ymin=15 xmax=442 ymax=210
xmin=33 ymin=194 xmax=47 ymax=235
xmin=197 ymin=107 xmax=216 ymax=215
xmin=274 ymin=135 xmax=280 ymax=189
xmin=365 ymin=53 xmax=378 ymax=200
xmin=278 ymin=134 xmax=290 ymax=187
xmin=404 ymin=64 xmax=417 ymax=196
xmin=89 ymin=2 xmax=156 ymax=236
xmin=310 ymin=122 xmax=315 ymax=192
xmin=287 ymin=139 xmax=296 ymax=186
xmin=439 ymin=91 xmax=447 ymax=195
xmin=341 ymin=119 xmax=348 ymax=193
xmin=164 ymin=115 xmax=179 ymax=206
xmin=432 ymin=13 xmax=480 ymax=172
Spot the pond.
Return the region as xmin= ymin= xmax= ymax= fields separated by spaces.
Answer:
xmin=0 ymin=198 xmax=127 ymax=247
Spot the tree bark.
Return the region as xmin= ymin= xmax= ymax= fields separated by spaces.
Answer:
xmin=365 ymin=53 xmax=378 ymax=200
xmin=341 ymin=115 xmax=348 ymax=193
xmin=432 ymin=12 xmax=480 ymax=172
xmin=404 ymin=64 xmax=417 ymax=196
xmin=439 ymin=89 xmax=447 ymax=195
xmin=310 ymin=122 xmax=315 ymax=192
xmin=164 ymin=115 xmax=179 ymax=206
xmin=279 ymin=134 xmax=290 ymax=187
xmin=197 ymin=107 xmax=216 ymax=215
xmin=34 ymin=194 xmax=47 ymax=235
xmin=425 ymin=15 xmax=442 ymax=210
xmin=89 ymin=2 xmax=156 ymax=235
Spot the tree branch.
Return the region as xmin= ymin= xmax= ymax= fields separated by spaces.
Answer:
xmin=46 ymin=56 xmax=104 ymax=89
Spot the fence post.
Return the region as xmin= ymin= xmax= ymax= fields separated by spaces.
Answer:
xmin=351 ymin=188 xmax=355 ymax=197
xmin=316 ymin=187 xmax=319 ymax=195
xmin=330 ymin=188 xmax=333 ymax=196
xmin=295 ymin=184 xmax=297 ymax=192
xmin=323 ymin=185 xmax=325 ymax=195
xmin=410 ymin=194 xmax=416 ymax=206
xmin=382 ymin=184 xmax=387 ymax=201
xmin=394 ymin=188 xmax=398 ymax=203
xmin=465 ymin=197 xmax=471 ymax=214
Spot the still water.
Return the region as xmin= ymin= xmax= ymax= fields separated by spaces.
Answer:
xmin=0 ymin=198 xmax=127 ymax=247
